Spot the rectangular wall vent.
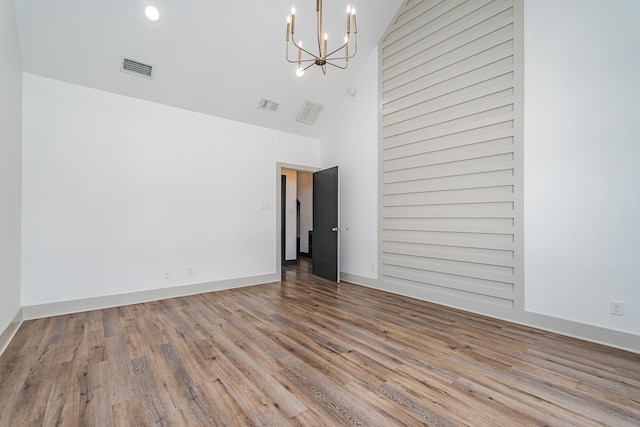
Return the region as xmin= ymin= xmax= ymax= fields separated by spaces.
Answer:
xmin=296 ymin=100 xmax=324 ymax=125
xmin=121 ymin=57 xmax=154 ymax=79
xmin=258 ymin=98 xmax=279 ymax=113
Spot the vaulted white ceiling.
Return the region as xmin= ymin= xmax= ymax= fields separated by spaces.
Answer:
xmin=14 ymin=0 xmax=403 ymax=139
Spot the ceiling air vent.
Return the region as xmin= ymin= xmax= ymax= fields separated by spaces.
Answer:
xmin=296 ymin=100 xmax=324 ymax=125
xmin=257 ymin=98 xmax=279 ymax=113
xmin=121 ymin=56 xmax=154 ymax=79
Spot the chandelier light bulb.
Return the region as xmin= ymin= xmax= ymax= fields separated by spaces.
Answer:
xmin=296 ymin=67 xmax=305 ymax=77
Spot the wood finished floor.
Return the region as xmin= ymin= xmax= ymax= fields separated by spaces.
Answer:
xmin=1 ymin=259 xmax=639 ymax=426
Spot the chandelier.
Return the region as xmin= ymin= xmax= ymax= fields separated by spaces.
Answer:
xmin=286 ymin=1 xmax=358 ymax=76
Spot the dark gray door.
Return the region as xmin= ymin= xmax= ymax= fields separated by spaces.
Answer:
xmin=313 ymin=166 xmax=339 ymax=282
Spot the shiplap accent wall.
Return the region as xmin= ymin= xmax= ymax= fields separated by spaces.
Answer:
xmin=379 ymin=0 xmax=523 ymax=312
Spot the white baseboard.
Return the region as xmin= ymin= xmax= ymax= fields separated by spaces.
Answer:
xmin=340 ymin=272 xmax=640 ymax=355
xmin=17 ymin=270 xmax=640 ymax=355
xmin=517 ymin=310 xmax=640 ymax=355
xmin=341 ymin=272 xmax=379 ymax=288
xmin=22 ymin=273 xmax=279 ymax=320
xmin=0 ymin=308 xmax=23 ymax=357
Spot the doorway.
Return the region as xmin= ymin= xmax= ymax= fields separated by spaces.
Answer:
xmin=276 ymin=163 xmax=318 ymax=280
xmin=280 ymin=168 xmax=313 ymax=267
xmin=276 ymin=163 xmax=340 ymax=283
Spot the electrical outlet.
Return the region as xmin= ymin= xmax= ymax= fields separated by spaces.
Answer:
xmin=610 ymin=300 xmax=624 ymax=316
xmin=187 ymin=266 xmax=194 ymax=276
xmin=163 ymin=269 xmax=171 ymax=279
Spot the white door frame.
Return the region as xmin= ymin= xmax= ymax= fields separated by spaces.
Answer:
xmin=275 ymin=162 xmax=320 ymax=280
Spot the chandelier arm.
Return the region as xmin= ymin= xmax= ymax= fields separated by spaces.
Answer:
xmin=325 ymin=61 xmax=348 ymax=70
xmin=323 ymin=56 xmax=349 ymax=62
xmin=285 ymin=42 xmax=302 ymax=64
xmin=326 ymin=36 xmax=357 ymax=59
xmin=290 ymin=39 xmax=319 ymax=60
xmin=326 ymin=43 xmax=347 ymax=59
xmin=285 ymin=41 xmax=293 ymax=63
xmin=285 ymin=41 xmax=324 ymax=64
xmin=286 ymin=57 xmax=324 ymax=64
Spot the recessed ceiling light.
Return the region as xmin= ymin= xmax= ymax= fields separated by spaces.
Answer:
xmin=145 ymin=6 xmax=160 ymax=22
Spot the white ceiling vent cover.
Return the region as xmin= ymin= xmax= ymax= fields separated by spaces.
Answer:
xmin=296 ymin=100 xmax=324 ymax=125
xmin=257 ymin=98 xmax=279 ymax=113
xmin=121 ymin=57 xmax=154 ymax=79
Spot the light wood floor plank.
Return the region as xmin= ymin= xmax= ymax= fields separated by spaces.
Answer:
xmin=1 ymin=258 xmax=639 ymax=426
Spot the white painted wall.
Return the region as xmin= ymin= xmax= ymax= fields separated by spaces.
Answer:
xmin=0 ymin=0 xmax=23 ymax=333
xmin=282 ymin=169 xmax=298 ymax=261
xmin=297 ymin=172 xmax=313 ymax=254
xmin=321 ymin=50 xmax=379 ymax=279
xmin=21 ymin=74 xmax=320 ymax=306
xmin=524 ymin=0 xmax=640 ymax=334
